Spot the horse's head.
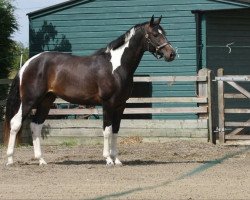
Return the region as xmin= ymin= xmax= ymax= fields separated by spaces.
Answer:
xmin=144 ymin=15 xmax=176 ymax=62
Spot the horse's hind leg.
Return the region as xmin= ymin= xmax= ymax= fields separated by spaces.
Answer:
xmin=31 ymin=93 xmax=55 ymax=165
xmin=6 ymin=105 xmax=23 ymax=165
xmin=6 ymin=102 xmax=35 ymax=165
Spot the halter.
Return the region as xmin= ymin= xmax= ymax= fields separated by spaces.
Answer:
xmin=145 ymin=33 xmax=171 ymax=59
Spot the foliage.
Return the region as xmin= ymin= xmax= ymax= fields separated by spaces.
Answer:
xmin=0 ymin=0 xmax=18 ymax=78
xmin=0 ymin=0 xmax=18 ymax=120
xmin=10 ymin=42 xmax=29 ymax=77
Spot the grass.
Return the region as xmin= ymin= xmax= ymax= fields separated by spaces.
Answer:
xmin=60 ymin=139 xmax=78 ymax=147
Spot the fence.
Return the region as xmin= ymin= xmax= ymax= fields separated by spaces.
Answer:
xmin=0 ymin=68 xmax=212 ymax=144
xmin=216 ymin=68 xmax=250 ymax=143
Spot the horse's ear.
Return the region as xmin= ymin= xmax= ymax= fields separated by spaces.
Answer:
xmin=155 ymin=15 xmax=162 ymax=25
xmin=150 ymin=15 xmax=154 ymax=26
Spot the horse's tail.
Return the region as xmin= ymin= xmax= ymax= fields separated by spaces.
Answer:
xmin=3 ymin=75 xmax=21 ymax=145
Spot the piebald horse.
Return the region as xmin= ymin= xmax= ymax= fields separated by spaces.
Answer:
xmin=4 ymin=16 xmax=175 ymax=166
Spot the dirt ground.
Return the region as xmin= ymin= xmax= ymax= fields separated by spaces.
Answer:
xmin=0 ymin=138 xmax=250 ymax=200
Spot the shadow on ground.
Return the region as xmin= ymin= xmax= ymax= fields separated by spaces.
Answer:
xmin=53 ymin=159 xmax=217 ymax=166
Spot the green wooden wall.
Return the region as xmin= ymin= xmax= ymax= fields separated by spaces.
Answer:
xmin=206 ymin=9 xmax=250 ymax=74
xmin=206 ymin=9 xmax=250 ymax=123
xmin=28 ymin=0 xmax=244 ymax=119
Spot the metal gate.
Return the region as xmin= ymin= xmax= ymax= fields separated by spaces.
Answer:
xmin=216 ymin=68 xmax=250 ymax=143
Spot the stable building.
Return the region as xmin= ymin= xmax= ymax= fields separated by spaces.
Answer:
xmin=26 ymin=0 xmax=250 ymax=142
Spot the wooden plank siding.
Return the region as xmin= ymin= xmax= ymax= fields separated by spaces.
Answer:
xmin=28 ymin=0 xmax=243 ymax=120
xmin=207 ymin=9 xmax=250 ymax=75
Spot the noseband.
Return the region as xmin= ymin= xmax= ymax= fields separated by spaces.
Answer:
xmin=145 ymin=33 xmax=171 ymax=59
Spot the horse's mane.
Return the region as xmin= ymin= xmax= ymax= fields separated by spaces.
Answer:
xmin=93 ymin=21 xmax=165 ymax=56
xmin=93 ymin=22 xmax=148 ymax=55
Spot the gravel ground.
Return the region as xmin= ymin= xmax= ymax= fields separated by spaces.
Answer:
xmin=0 ymin=139 xmax=250 ymax=199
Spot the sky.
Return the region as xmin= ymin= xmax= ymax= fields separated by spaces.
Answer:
xmin=12 ymin=0 xmax=68 ymax=47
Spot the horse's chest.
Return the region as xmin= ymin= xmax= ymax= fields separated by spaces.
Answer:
xmin=98 ymin=78 xmax=132 ymax=102
xmin=114 ymin=81 xmax=133 ymax=102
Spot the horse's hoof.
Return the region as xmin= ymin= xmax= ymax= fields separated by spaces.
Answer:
xmin=6 ymin=157 xmax=14 ymax=166
xmin=106 ymin=157 xmax=114 ymax=166
xmin=6 ymin=162 xmax=14 ymax=166
xmin=39 ymin=158 xmax=47 ymax=166
xmin=114 ymin=158 xmax=123 ymax=166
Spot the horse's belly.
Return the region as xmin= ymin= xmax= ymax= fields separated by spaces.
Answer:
xmin=58 ymin=93 xmax=101 ymax=105
xmin=53 ymin=82 xmax=101 ymax=105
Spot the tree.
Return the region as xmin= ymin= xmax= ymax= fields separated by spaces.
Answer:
xmin=0 ymin=0 xmax=18 ymax=120
xmin=10 ymin=42 xmax=29 ymax=77
xmin=0 ymin=0 xmax=18 ymax=77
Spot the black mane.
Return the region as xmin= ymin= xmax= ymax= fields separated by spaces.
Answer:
xmin=93 ymin=22 xmax=147 ymax=55
xmin=108 ymin=33 xmax=127 ymax=51
xmin=93 ymin=21 xmax=165 ymax=56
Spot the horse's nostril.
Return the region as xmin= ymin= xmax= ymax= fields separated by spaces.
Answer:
xmin=170 ymin=52 xmax=176 ymax=59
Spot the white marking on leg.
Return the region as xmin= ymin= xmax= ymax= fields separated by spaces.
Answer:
xmin=110 ymin=134 xmax=122 ymax=166
xmin=103 ymin=125 xmax=114 ymax=165
xmin=110 ymin=134 xmax=118 ymax=157
xmin=103 ymin=126 xmax=112 ymax=158
xmin=19 ymin=53 xmax=42 ymax=85
xmin=30 ymin=122 xmax=47 ymax=165
xmin=6 ymin=104 xmax=23 ymax=165
xmin=110 ymin=28 xmax=135 ymax=73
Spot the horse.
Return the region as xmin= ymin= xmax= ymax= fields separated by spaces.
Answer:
xmin=4 ymin=15 xmax=176 ymax=166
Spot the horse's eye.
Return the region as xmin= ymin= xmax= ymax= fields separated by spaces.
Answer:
xmin=153 ymin=32 xmax=158 ymax=37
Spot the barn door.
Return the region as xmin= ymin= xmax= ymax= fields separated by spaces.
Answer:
xmin=216 ymin=68 xmax=250 ymax=143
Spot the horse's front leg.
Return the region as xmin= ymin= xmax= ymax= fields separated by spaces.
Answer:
xmin=110 ymin=133 xmax=122 ymax=166
xmin=102 ymin=104 xmax=114 ymax=166
xmin=111 ymin=105 xmax=125 ymax=166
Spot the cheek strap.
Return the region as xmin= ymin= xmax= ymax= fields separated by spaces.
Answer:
xmin=145 ymin=33 xmax=171 ymax=59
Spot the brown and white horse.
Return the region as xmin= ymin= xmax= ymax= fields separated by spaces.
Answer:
xmin=4 ymin=16 xmax=175 ymax=166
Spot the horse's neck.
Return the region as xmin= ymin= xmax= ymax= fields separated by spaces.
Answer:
xmin=120 ymin=33 xmax=145 ymax=75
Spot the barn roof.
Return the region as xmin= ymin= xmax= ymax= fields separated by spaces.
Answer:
xmin=28 ymin=0 xmax=88 ymax=18
xmin=209 ymin=0 xmax=250 ymax=6
xmin=28 ymin=0 xmax=250 ymax=18
xmin=221 ymin=0 xmax=250 ymax=5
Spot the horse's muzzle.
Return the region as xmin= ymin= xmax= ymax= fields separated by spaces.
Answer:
xmin=168 ymin=51 xmax=176 ymax=62
xmin=163 ymin=50 xmax=176 ymax=62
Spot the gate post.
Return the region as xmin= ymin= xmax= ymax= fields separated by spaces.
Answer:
xmin=217 ymin=68 xmax=225 ymax=143
xmin=198 ymin=68 xmax=214 ymax=143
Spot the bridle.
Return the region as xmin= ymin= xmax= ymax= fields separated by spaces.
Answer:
xmin=145 ymin=33 xmax=171 ymax=59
